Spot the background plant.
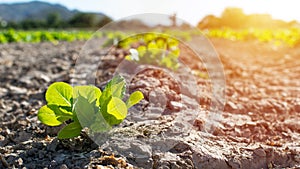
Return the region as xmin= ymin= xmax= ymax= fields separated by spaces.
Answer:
xmin=0 ymin=29 xmax=97 ymax=44
xmin=121 ymin=33 xmax=181 ymax=70
xmin=202 ymin=27 xmax=300 ymax=47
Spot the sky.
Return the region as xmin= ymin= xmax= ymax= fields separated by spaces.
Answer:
xmin=0 ymin=0 xmax=300 ymax=26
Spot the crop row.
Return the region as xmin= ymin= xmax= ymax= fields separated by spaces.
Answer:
xmin=0 ymin=29 xmax=95 ymax=44
xmin=202 ymin=27 xmax=300 ymax=47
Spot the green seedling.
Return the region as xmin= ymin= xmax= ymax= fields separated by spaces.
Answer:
xmin=122 ymin=33 xmax=181 ymax=70
xmin=38 ymin=75 xmax=144 ymax=139
xmin=0 ymin=29 xmax=95 ymax=44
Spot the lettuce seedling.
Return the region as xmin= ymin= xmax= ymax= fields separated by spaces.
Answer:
xmin=123 ymin=33 xmax=180 ymax=70
xmin=38 ymin=75 xmax=144 ymax=139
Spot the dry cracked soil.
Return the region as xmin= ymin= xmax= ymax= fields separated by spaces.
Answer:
xmin=0 ymin=38 xmax=299 ymax=169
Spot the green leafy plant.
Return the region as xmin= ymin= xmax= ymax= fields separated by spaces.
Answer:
xmin=0 ymin=29 xmax=96 ymax=44
xmin=38 ymin=75 xmax=144 ymax=139
xmin=122 ymin=33 xmax=181 ymax=70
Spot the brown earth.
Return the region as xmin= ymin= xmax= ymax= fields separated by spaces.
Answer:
xmin=0 ymin=38 xmax=299 ymax=168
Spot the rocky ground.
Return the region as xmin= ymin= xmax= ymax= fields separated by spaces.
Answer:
xmin=0 ymin=38 xmax=299 ymax=169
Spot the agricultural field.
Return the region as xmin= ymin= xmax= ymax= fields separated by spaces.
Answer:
xmin=2 ymin=28 xmax=300 ymax=48
xmin=203 ymin=27 xmax=300 ymax=47
xmin=0 ymin=29 xmax=95 ymax=44
xmin=0 ymin=26 xmax=299 ymax=169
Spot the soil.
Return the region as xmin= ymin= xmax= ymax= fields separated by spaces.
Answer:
xmin=0 ymin=38 xmax=299 ymax=169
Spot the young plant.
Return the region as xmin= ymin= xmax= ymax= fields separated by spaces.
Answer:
xmin=121 ymin=33 xmax=181 ymax=70
xmin=38 ymin=75 xmax=144 ymax=139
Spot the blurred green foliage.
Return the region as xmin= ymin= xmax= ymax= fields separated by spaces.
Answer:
xmin=203 ymin=27 xmax=300 ymax=47
xmin=1 ymin=12 xmax=112 ymax=30
xmin=122 ymin=33 xmax=181 ymax=70
xmin=0 ymin=29 xmax=96 ymax=44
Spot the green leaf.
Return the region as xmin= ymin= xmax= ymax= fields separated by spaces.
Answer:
xmin=137 ymin=45 xmax=146 ymax=56
xmin=126 ymin=91 xmax=144 ymax=108
xmin=90 ymin=111 xmax=112 ymax=133
xmin=107 ymin=97 xmax=127 ymax=120
xmin=148 ymin=41 xmax=159 ymax=50
xmin=156 ymin=38 xmax=166 ymax=49
xmin=58 ymin=107 xmax=73 ymax=117
xmin=170 ymin=48 xmax=180 ymax=57
xmin=149 ymin=48 xmax=162 ymax=57
xmin=38 ymin=105 xmax=62 ymax=126
xmin=58 ymin=120 xmax=82 ymax=139
xmin=100 ymin=75 xmax=125 ymax=107
xmin=46 ymin=82 xmax=73 ymax=107
xmin=47 ymin=105 xmax=73 ymax=122
xmin=74 ymin=95 xmax=98 ymax=128
xmin=125 ymin=55 xmax=132 ymax=61
xmin=73 ymin=85 xmax=101 ymax=106
xmin=110 ymin=75 xmax=126 ymax=99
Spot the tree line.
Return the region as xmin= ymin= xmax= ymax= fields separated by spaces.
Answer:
xmin=198 ymin=7 xmax=299 ymax=29
xmin=1 ymin=12 xmax=112 ymax=30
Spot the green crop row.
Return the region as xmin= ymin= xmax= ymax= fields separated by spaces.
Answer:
xmin=0 ymin=29 xmax=96 ymax=44
xmin=125 ymin=33 xmax=181 ymax=70
xmin=202 ymin=27 xmax=300 ymax=47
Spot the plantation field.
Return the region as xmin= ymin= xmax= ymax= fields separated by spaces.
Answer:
xmin=0 ymin=29 xmax=299 ymax=168
xmin=0 ymin=29 xmax=94 ymax=44
xmin=203 ymin=27 xmax=300 ymax=47
xmin=2 ymin=28 xmax=300 ymax=48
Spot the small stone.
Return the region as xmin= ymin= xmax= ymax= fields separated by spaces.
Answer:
xmin=8 ymin=85 xmax=27 ymax=94
xmin=0 ymin=87 xmax=8 ymax=97
xmin=169 ymin=101 xmax=183 ymax=110
xmin=40 ymin=74 xmax=51 ymax=82
xmin=16 ymin=158 xmax=23 ymax=166
xmin=253 ymin=148 xmax=266 ymax=157
xmin=47 ymin=138 xmax=59 ymax=152
xmin=131 ymin=80 xmax=149 ymax=89
xmin=60 ymin=164 xmax=68 ymax=169
xmin=129 ymin=142 xmax=152 ymax=158
xmin=227 ymin=101 xmax=238 ymax=110
xmin=20 ymin=101 xmax=29 ymax=108
xmin=50 ymin=160 xmax=57 ymax=167
xmin=149 ymin=89 xmax=167 ymax=107
xmin=14 ymin=131 xmax=31 ymax=143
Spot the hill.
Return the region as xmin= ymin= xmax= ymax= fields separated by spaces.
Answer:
xmin=0 ymin=1 xmax=106 ymax=22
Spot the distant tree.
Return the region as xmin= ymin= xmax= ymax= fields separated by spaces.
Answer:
xmin=47 ymin=13 xmax=61 ymax=28
xmin=221 ymin=8 xmax=246 ymax=28
xmin=20 ymin=19 xmax=46 ymax=29
xmin=97 ymin=16 xmax=112 ymax=27
xmin=197 ymin=7 xmax=293 ymax=30
xmin=180 ymin=23 xmax=192 ymax=30
xmin=4 ymin=21 xmax=19 ymax=29
xmin=69 ymin=13 xmax=97 ymax=28
xmin=1 ymin=11 xmax=113 ymax=30
xmin=198 ymin=15 xmax=220 ymax=29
